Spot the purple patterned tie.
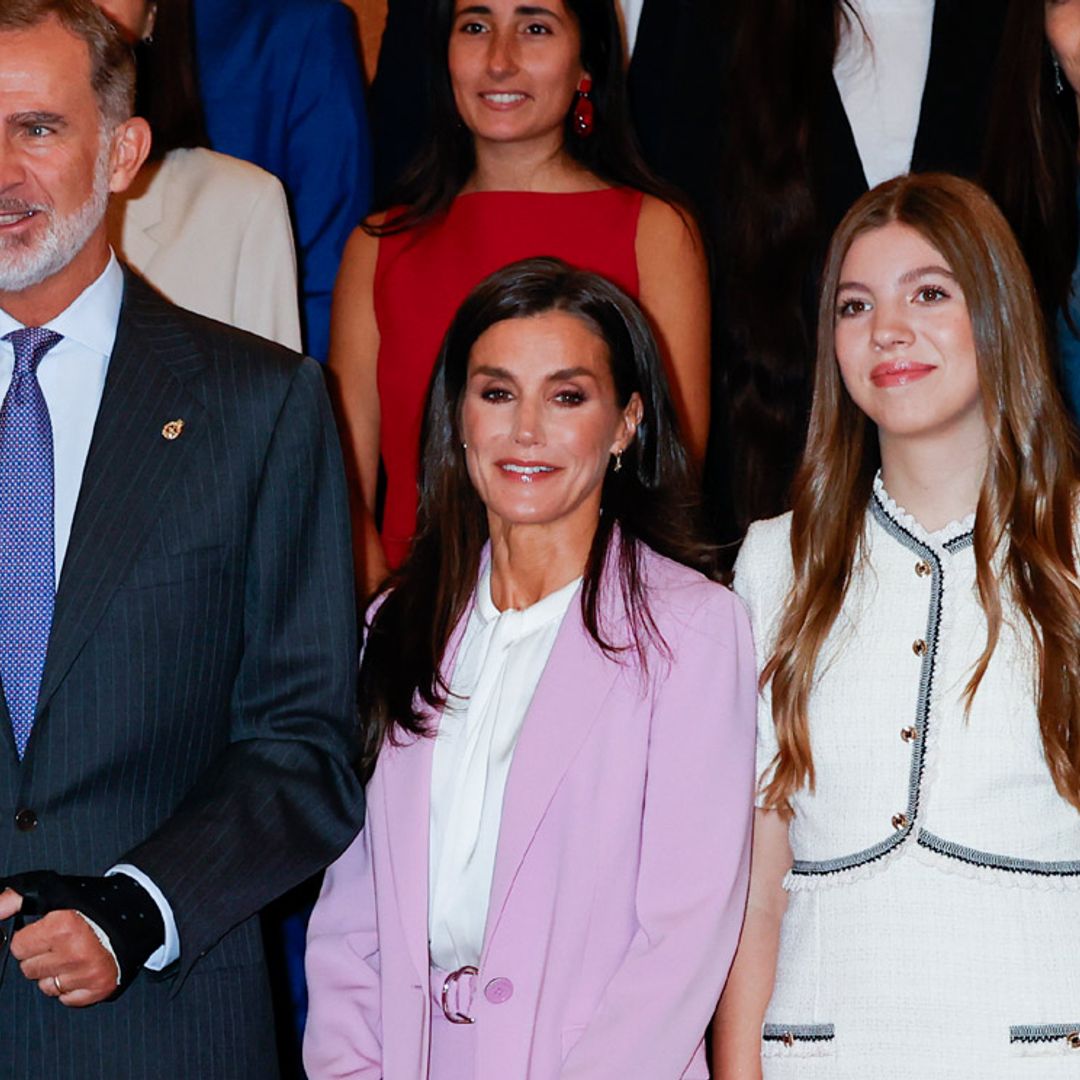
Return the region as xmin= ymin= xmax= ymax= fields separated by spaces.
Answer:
xmin=0 ymin=327 xmax=60 ymax=758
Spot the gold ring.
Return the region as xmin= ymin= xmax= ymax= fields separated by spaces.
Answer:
xmin=52 ymin=973 xmax=62 ymax=994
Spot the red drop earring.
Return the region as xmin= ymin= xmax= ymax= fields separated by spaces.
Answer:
xmin=572 ymin=75 xmax=594 ymax=137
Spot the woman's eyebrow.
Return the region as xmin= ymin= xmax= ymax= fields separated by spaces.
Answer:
xmin=546 ymin=366 xmax=597 ymax=381
xmin=898 ymin=264 xmax=956 ymax=284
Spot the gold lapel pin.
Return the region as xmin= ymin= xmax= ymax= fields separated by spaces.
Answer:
xmin=161 ymin=418 xmax=185 ymax=441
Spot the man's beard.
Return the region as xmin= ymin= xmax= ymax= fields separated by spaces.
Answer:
xmin=0 ymin=131 xmax=112 ymax=293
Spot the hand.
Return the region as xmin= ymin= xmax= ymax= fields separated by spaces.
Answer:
xmin=0 ymin=888 xmax=119 ymax=1007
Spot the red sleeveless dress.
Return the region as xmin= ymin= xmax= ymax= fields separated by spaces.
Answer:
xmin=374 ymin=187 xmax=644 ymax=568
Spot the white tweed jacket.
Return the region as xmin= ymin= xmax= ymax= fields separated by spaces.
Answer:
xmin=734 ymin=476 xmax=1080 ymax=892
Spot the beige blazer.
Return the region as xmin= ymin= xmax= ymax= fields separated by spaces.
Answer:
xmin=108 ymin=147 xmax=302 ymax=351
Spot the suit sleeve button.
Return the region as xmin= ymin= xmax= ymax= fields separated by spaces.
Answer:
xmin=14 ymin=809 xmax=37 ymax=832
xmin=484 ymin=977 xmax=514 ymax=1004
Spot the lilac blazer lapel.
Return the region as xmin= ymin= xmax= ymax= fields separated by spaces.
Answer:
xmin=379 ymin=735 xmax=434 ymax=982
xmin=482 ymin=572 xmax=628 ymax=954
xmin=379 ymin=595 xmax=476 ymax=980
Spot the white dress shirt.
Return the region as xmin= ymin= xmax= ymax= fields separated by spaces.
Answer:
xmin=833 ymin=0 xmax=936 ymax=189
xmin=619 ymin=0 xmax=645 ymax=55
xmin=428 ymin=563 xmax=581 ymax=972
xmin=0 ymin=255 xmax=118 ymax=584
xmin=0 ymin=254 xmax=179 ymax=972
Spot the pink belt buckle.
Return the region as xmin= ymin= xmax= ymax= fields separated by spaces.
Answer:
xmin=441 ymin=965 xmax=479 ymax=1024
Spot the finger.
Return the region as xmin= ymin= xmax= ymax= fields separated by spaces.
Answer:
xmin=0 ymin=887 xmax=23 ymax=920
xmin=35 ymin=952 xmax=117 ymax=1001
xmin=12 ymin=909 xmax=91 ymax=962
xmin=36 ymin=975 xmax=115 ymax=1003
xmin=58 ymin=985 xmax=113 ymax=1008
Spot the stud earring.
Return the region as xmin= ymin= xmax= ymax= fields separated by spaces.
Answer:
xmin=462 ymin=441 xmax=469 ymax=451
xmin=1054 ymin=56 xmax=1066 ymax=95
xmin=572 ymin=75 xmax=594 ymax=137
xmin=612 ymin=450 xmax=622 ymax=474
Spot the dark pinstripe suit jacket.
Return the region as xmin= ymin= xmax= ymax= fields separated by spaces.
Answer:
xmin=0 ymin=273 xmax=364 ymax=1078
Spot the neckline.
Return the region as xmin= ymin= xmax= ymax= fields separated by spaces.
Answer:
xmin=872 ymin=471 xmax=975 ymax=549
xmin=454 ymin=186 xmax=620 ymax=201
xmin=476 ymin=560 xmax=582 ymax=637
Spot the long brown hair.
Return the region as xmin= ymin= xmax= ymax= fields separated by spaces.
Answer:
xmin=357 ymin=258 xmax=717 ymax=777
xmin=762 ymin=173 xmax=1080 ymax=813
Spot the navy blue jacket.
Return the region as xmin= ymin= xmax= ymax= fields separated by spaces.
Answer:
xmin=192 ymin=0 xmax=373 ymax=361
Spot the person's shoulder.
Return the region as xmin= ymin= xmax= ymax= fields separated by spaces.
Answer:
xmin=635 ymin=545 xmax=744 ymax=643
xmin=635 ymin=192 xmax=705 ymax=264
xmin=732 ymin=511 xmax=795 ymax=607
xmin=165 ymin=147 xmax=282 ymax=189
xmin=121 ymin=271 xmax=309 ymax=382
xmin=253 ymin=0 xmax=355 ymax=36
xmin=158 ymin=148 xmax=288 ymax=209
xmin=739 ymin=511 xmax=794 ymax=564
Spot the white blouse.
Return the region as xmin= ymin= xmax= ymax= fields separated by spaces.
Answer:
xmin=428 ymin=564 xmax=581 ymax=972
xmin=833 ymin=0 xmax=935 ymax=189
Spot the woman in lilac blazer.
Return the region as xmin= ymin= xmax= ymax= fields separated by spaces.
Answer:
xmin=304 ymin=257 xmax=756 ymax=1079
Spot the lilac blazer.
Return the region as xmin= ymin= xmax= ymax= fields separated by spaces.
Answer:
xmin=304 ymin=545 xmax=756 ymax=1078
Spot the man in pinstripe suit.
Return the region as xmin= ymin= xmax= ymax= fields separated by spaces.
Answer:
xmin=0 ymin=2 xmax=364 ymax=1075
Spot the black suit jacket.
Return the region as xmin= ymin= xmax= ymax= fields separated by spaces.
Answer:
xmin=630 ymin=0 xmax=1007 ymax=229
xmin=0 ymin=274 xmax=363 ymax=1078
xmin=628 ymin=0 xmax=1007 ymax=534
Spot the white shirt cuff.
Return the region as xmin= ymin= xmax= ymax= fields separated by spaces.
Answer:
xmin=106 ymin=864 xmax=180 ymax=970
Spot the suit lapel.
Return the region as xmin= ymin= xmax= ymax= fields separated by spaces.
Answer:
xmin=481 ymin=594 xmax=623 ymax=956
xmin=381 ymin=606 xmax=474 ymax=980
xmin=815 ymin=74 xmax=869 ymax=234
xmin=34 ymin=274 xmax=207 ymax=719
xmin=380 ymin=736 xmax=435 ymax=982
xmin=0 ymin=685 xmax=14 ymax=759
xmin=911 ymin=0 xmax=1005 ymax=176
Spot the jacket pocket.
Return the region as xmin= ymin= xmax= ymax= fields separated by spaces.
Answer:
xmin=1009 ymin=1023 xmax=1080 ymax=1057
xmin=120 ymin=544 xmax=229 ymax=590
xmin=761 ymin=1022 xmax=836 ymax=1059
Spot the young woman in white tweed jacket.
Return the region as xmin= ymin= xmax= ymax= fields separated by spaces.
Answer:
xmin=715 ymin=173 xmax=1080 ymax=1079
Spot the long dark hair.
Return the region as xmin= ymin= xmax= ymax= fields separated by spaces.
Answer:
xmin=358 ymin=257 xmax=717 ymax=773
xmin=982 ymin=1 xmax=1078 ymax=330
xmin=134 ymin=0 xmax=207 ymax=162
xmin=371 ymin=0 xmax=672 ymax=233
xmin=719 ymin=0 xmax=858 ymax=527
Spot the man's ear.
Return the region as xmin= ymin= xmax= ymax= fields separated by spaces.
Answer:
xmin=107 ymin=117 xmax=152 ymax=195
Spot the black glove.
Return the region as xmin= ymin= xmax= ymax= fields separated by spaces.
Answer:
xmin=3 ymin=870 xmax=165 ymax=995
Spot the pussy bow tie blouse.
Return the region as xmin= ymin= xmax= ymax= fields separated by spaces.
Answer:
xmin=428 ymin=565 xmax=581 ymax=973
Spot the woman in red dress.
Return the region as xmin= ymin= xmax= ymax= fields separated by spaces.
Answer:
xmin=330 ymin=0 xmax=710 ymax=591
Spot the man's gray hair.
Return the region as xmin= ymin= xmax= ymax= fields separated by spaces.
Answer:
xmin=0 ymin=0 xmax=135 ymax=128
